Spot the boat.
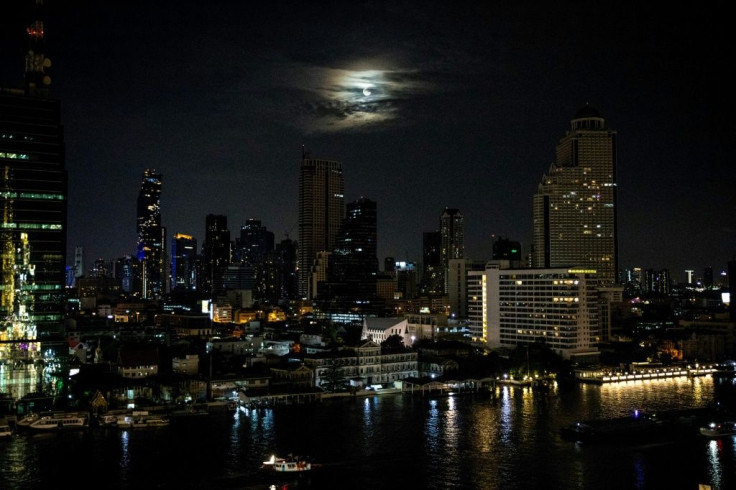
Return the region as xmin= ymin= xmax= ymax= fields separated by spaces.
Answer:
xmin=96 ymin=414 xmax=119 ymax=427
xmin=15 ymin=412 xmax=45 ymax=431
xmin=261 ymin=454 xmax=318 ymax=473
xmin=28 ymin=412 xmax=89 ymax=431
xmin=116 ymin=411 xmax=170 ymax=429
xmin=0 ymin=419 xmax=13 ymax=438
xmin=699 ymin=421 xmax=736 ymax=438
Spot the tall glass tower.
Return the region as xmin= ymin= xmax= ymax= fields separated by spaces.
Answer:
xmin=298 ymin=153 xmax=344 ymax=299
xmin=136 ymin=169 xmax=164 ymax=299
xmin=0 ymin=0 xmax=67 ymax=344
xmin=532 ymin=104 xmax=618 ymax=285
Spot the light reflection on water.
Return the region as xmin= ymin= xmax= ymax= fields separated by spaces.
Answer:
xmin=0 ymin=376 xmax=734 ymax=490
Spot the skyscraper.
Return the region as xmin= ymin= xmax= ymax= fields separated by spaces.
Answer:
xmin=440 ymin=207 xmax=464 ymax=293
xmin=532 ymin=104 xmax=618 ymax=285
xmin=0 ymin=2 xmax=67 ymax=340
xmin=171 ymin=233 xmax=197 ymax=291
xmin=201 ymin=214 xmax=230 ymax=294
xmin=136 ymin=169 xmax=165 ymax=299
xmin=421 ymin=231 xmax=442 ymax=295
xmin=318 ymin=197 xmax=380 ymax=320
xmin=298 ymin=153 xmax=345 ymax=299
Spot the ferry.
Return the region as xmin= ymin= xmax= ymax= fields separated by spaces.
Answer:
xmin=28 ymin=413 xmax=89 ymax=431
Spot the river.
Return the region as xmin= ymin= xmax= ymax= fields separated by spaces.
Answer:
xmin=1 ymin=375 xmax=735 ymax=490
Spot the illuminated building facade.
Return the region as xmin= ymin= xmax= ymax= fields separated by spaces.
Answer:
xmin=298 ymin=155 xmax=344 ymax=299
xmin=136 ymin=169 xmax=165 ymax=299
xmin=0 ymin=2 xmax=67 ymax=396
xmin=469 ymin=264 xmax=601 ymax=361
xmin=532 ymin=104 xmax=618 ymax=285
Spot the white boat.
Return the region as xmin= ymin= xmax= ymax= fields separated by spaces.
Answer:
xmin=28 ymin=413 xmax=89 ymax=431
xmin=699 ymin=421 xmax=736 ymax=438
xmin=0 ymin=419 xmax=13 ymax=438
xmin=15 ymin=412 xmax=44 ymax=431
xmin=261 ymin=454 xmax=317 ymax=473
xmin=97 ymin=414 xmax=119 ymax=427
xmin=116 ymin=411 xmax=170 ymax=429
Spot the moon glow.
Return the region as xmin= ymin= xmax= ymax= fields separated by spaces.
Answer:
xmin=363 ymin=87 xmax=371 ymax=96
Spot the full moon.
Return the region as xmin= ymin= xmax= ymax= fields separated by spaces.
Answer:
xmin=363 ymin=87 xmax=371 ymax=96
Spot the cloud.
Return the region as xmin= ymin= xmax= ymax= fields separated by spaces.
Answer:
xmin=262 ymin=63 xmax=436 ymax=133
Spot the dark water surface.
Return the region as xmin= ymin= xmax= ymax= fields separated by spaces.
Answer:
xmin=2 ymin=375 xmax=735 ymax=490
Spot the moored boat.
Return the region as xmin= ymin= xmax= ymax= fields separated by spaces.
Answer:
xmin=28 ymin=412 xmax=89 ymax=431
xmin=0 ymin=419 xmax=13 ymax=438
xmin=116 ymin=411 xmax=170 ymax=429
xmin=699 ymin=421 xmax=736 ymax=438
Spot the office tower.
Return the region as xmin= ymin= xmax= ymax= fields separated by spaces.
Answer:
xmin=0 ymin=4 xmax=67 ymax=340
xmin=384 ymin=257 xmax=395 ymax=275
xmin=74 ymin=246 xmax=84 ymax=279
xmin=685 ymin=269 xmax=695 ymax=284
xmin=276 ymin=236 xmax=298 ymax=300
xmin=440 ymin=208 xmax=464 ymax=293
xmin=318 ymin=197 xmax=380 ymax=320
xmin=532 ymin=104 xmax=618 ymax=285
xmin=114 ymin=255 xmax=140 ymax=294
xmin=298 ymin=154 xmax=345 ymax=298
xmin=395 ymin=260 xmax=418 ymax=300
xmin=729 ymin=259 xmax=736 ymax=322
xmin=492 ymin=236 xmax=522 ymax=267
xmin=136 ymin=169 xmax=165 ymax=299
xmin=201 ymin=214 xmax=230 ymax=294
xmin=469 ymin=264 xmax=600 ymax=362
xmin=171 ymin=233 xmax=197 ymax=291
xmin=643 ymin=268 xmax=671 ymax=295
xmin=421 ymin=231 xmax=442 ymax=295
xmin=448 ymin=258 xmax=487 ymax=319
xmin=703 ymin=267 xmax=714 ymax=288
xmin=235 ymin=219 xmax=274 ymax=264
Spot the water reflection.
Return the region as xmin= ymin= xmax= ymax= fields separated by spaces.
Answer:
xmin=707 ymin=439 xmax=723 ymax=489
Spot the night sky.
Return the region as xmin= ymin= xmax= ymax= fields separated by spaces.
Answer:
xmin=2 ymin=1 xmax=733 ymax=283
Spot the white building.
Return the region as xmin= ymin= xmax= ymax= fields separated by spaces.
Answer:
xmin=361 ymin=317 xmax=410 ymax=344
xmin=469 ymin=263 xmax=600 ymax=362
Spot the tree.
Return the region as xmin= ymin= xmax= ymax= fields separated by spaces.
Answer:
xmin=381 ymin=334 xmax=405 ymax=352
xmin=321 ymin=359 xmax=348 ymax=393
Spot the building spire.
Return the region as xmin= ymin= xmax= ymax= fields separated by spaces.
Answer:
xmin=25 ymin=0 xmax=51 ymax=96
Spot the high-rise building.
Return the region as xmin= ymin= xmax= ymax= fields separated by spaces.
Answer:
xmin=298 ymin=153 xmax=345 ymax=298
xmin=136 ymin=169 xmax=165 ymax=299
xmin=448 ymin=258 xmax=486 ymax=319
xmin=468 ymin=264 xmax=601 ymax=362
xmin=0 ymin=3 xmax=67 ymax=341
xmin=235 ymin=219 xmax=274 ymax=265
xmin=440 ymin=208 xmax=464 ymax=293
xmin=492 ymin=236 xmax=522 ymax=267
xmin=171 ymin=233 xmax=197 ymax=291
xmin=421 ymin=231 xmax=442 ymax=295
xmin=74 ymin=246 xmax=84 ymax=279
xmin=201 ymin=214 xmax=230 ymax=294
xmin=114 ymin=255 xmax=140 ymax=294
xmin=532 ymin=104 xmax=618 ymax=285
xmin=317 ymin=197 xmax=380 ymax=319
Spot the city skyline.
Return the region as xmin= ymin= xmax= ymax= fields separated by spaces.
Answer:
xmin=1 ymin=1 xmax=733 ymax=283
